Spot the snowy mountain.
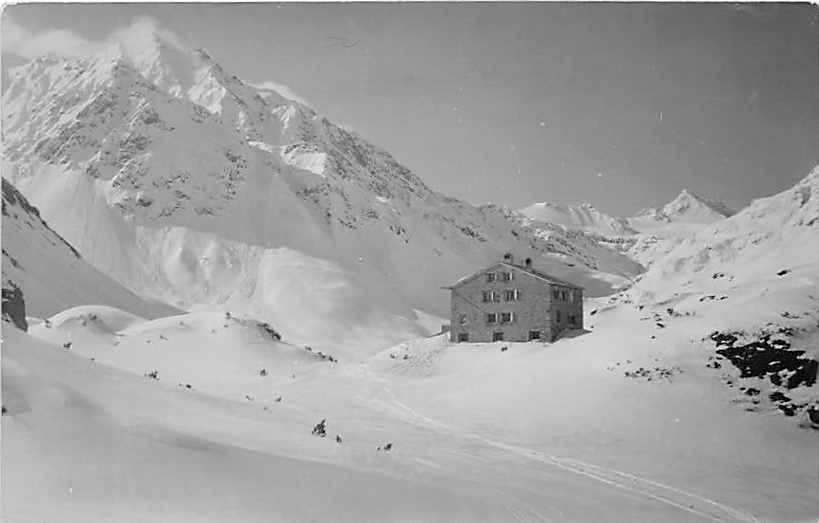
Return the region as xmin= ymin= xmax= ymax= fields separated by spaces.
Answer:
xmin=518 ymin=201 xmax=636 ymax=235
xmin=1 ymin=178 xmax=179 ymax=322
xmin=1 ymin=32 xmax=641 ymax=354
xmin=519 ymin=189 xmax=733 ymax=237
xmin=629 ymin=188 xmax=734 ymax=229
xmin=633 ymin=166 xmax=819 ymax=302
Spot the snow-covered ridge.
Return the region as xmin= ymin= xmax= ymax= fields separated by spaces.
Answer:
xmin=519 ymin=201 xmax=636 ymax=235
xmin=519 ymin=189 xmax=734 ymax=238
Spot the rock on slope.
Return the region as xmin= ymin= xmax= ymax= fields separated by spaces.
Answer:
xmin=1 ymin=178 xmax=179 ymax=320
xmin=2 ymin=29 xmax=641 ymax=354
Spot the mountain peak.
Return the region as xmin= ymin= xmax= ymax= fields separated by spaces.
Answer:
xmin=632 ymin=188 xmax=733 ymax=225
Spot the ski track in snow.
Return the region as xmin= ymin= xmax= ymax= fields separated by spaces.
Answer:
xmin=363 ymin=376 xmax=759 ymax=523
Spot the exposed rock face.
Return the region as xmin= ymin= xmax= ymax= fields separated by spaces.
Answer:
xmin=2 ymin=282 xmax=28 ymax=331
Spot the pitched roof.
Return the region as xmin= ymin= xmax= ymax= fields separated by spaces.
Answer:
xmin=445 ymin=261 xmax=584 ymax=290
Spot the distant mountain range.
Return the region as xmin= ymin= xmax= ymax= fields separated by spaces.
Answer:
xmin=519 ymin=188 xmax=735 ymax=237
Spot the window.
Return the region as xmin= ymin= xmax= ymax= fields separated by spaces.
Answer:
xmin=493 ymin=331 xmax=504 ymax=341
xmin=553 ymin=288 xmax=560 ymax=300
xmin=505 ymin=289 xmax=519 ymax=301
xmin=483 ymin=290 xmax=501 ymax=303
xmin=569 ymin=314 xmax=576 ymax=325
xmin=486 ymin=273 xmax=496 ymax=283
xmin=528 ymin=330 xmax=541 ymax=340
xmin=486 ymin=313 xmax=497 ymax=324
xmin=500 ymin=312 xmax=513 ymax=323
xmin=561 ymin=290 xmax=567 ymax=301
xmin=500 ymin=272 xmax=512 ymax=281
xmin=556 ymin=310 xmax=561 ymax=323
xmin=459 ymin=314 xmax=467 ymax=326
xmin=457 ymin=332 xmax=469 ymax=342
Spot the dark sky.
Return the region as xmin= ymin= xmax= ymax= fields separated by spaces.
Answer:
xmin=3 ymin=3 xmax=818 ymax=215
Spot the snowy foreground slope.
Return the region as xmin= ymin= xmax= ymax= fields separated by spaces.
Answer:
xmin=1 ymin=33 xmax=640 ymax=355
xmin=4 ymin=270 xmax=818 ymax=522
xmin=1 ymin=178 xmax=179 ymax=321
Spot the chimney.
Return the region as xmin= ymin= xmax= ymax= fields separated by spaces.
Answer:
xmin=525 ymin=257 xmax=532 ymax=268
xmin=503 ymin=252 xmax=514 ymax=264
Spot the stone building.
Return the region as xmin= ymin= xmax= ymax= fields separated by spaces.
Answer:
xmin=447 ymin=254 xmax=583 ymax=343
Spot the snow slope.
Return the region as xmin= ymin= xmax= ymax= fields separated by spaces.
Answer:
xmin=28 ymin=306 xmax=337 ymax=397
xmin=1 ymin=178 xmax=179 ymax=320
xmin=5 ymin=273 xmax=817 ymax=522
xmin=2 ymin=326 xmax=511 ymax=523
xmin=2 ymin=31 xmax=641 ymax=354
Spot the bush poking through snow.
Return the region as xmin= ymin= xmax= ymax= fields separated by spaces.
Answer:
xmin=312 ymin=419 xmax=327 ymax=437
xmin=145 ymin=370 xmax=159 ymax=380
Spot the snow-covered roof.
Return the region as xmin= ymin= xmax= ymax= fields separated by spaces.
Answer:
xmin=446 ymin=261 xmax=583 ymax=290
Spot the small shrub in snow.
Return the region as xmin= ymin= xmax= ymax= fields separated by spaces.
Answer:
xmin=145 ymin=370 xmax=159 ymax=380
xmin=312 ymin=419 xmax=327 ymax=437
xmin=259 ymin=368 xmax=267 ymax=377
xmin=259 ymin=322 xmax=281 ymax=340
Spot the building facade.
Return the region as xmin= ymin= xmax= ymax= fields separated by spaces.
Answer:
xmin=448 ymin=256 xmax=583 ymax=343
